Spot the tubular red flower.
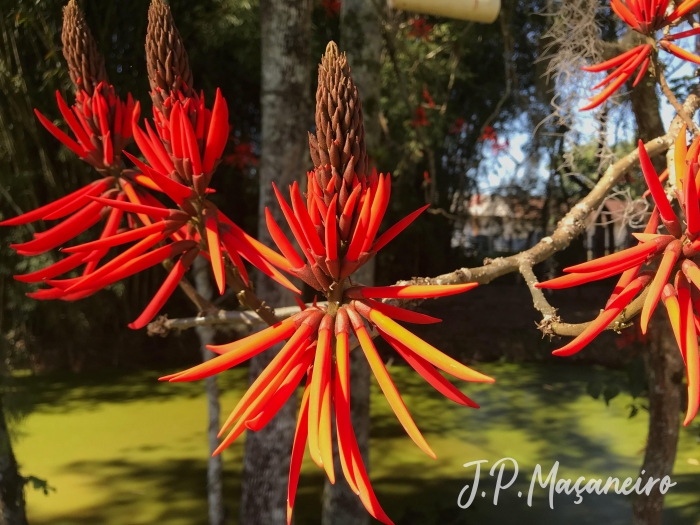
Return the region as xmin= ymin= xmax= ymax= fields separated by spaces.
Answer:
xmin=0 ymin=178 xmax=114 ymax=227
xmin=553 ymin=273 xmax=653 ymax=357
xmin=367 ymin=307 xmax=494 ymax=383
xmin=640 ymin=240 xmax=682 ymax=333
xmin=380 ymin=327 xmax=478 ymax=407
xmin=677 ymin=274 xmax=700 ymax=425
xmin=11 ymin=199 xmax=106 ymax=256
xmin=129 ymin=248 xmax=199 ymax=329
xmin=346 ymin=283 xmax=478 ymax=299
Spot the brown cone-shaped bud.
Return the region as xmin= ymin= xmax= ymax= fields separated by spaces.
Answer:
xmin=313 ymin=42 xmax=367 ymax=185
xmin=61 ymin=0 xmax=108 ymax=95
xmin=146 ymin=0 xmax=195 ymax=112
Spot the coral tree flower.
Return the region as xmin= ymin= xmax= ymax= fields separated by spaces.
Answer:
xmin=3 ymin=0 xmax=294 ymax=331
xmin=581 ymin=0 xmax=700 ymax=111
xmin=537 ymin=127 xmax=700 ymax=426
xmin=164 ymin=42 xmax=494 ymax=525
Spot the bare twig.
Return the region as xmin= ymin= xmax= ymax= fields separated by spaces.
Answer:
xmin=657 ymin=65 xmax=699 ymax=136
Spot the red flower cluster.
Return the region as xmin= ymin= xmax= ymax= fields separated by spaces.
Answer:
xmin=449 ymin=117 xmax=466 ymax=134
xmin=408 ymin=17 xmax=433 ymax=40
xmin=34 ymin=83 xmax=135 ymax=169
xmin=581 ymin=0 xmax=700 ymax=110
xmin=538 ymin=127 xmax=699 ymax=426
xmin=411 ymin=106 xmax=429 ymax=128
xmin=164 ymin=72 xmax=493 ymax=520
xmin=5 ymin=84 xmax=292 ymax=329
xmin=223 ymin=142 xmax=258 ymax=170
xmin=422 ymin=85 xmax=436 ymax=108
xmin=321 ymin=0 xmax=341 ymax=18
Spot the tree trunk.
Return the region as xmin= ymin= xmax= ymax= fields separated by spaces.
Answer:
xmin=192 ymin=257 xmax=226 ymax=525
xmin=627 ymin=49 xmax=683 ymax=525
xmin=0 ymin=396 xmax=27 ymax=525
xmin=240 ymin=2 xmax=312 ymax=524
xmin=632 ymin=315 xmax=685 ymax=525
xmin=322 ymin=3 xmax=382 ymax=524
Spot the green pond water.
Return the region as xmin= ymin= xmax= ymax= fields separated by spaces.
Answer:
xmin=8 ymin=362 xmax=700 ymax=525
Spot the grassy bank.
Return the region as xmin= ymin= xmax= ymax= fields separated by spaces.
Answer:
xmin=9 ymin=362 xmax=700 ymax=524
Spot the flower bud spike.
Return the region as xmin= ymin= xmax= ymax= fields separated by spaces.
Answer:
xmin=640 ymin=239 xmax=682 ymax=333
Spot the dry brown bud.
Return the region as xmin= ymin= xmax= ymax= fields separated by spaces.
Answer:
xmin=312 ymin=41 xmax=367 ymax=185
xmin=61 ymin=0 xmax=108 ymax=95
xmin=146 ymin=0 xmax=194 ymax=112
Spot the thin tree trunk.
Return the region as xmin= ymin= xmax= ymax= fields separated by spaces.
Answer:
xmin=322 ymin=3 xmax=382 ymax=524
xmin=628 ymin=80 xmax=681 ymax=525
xmin=0 ymin=396 xmax=27 ymax=525
xmin=192 ymin=257 xmax=226 ymax=525
xmin=632 ymin=315 xmax=684 ymax=525
xmin=240 ymin=2 xmax=312 ymax=524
